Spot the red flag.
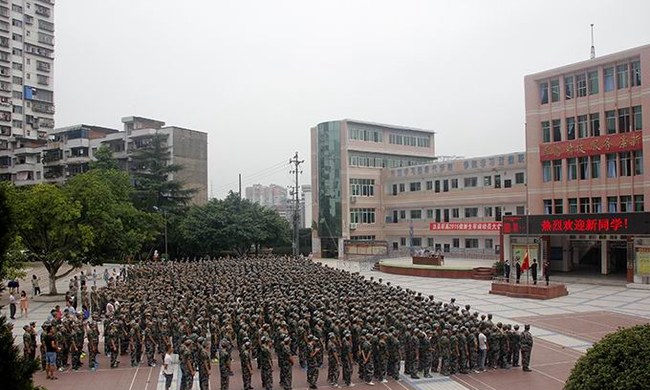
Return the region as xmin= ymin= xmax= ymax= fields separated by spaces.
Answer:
xmin=522 ymin=251 xmax=530 ymax=271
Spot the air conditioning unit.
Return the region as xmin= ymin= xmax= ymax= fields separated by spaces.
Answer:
xmin=350 ymin=223 xmax=358 ymax=230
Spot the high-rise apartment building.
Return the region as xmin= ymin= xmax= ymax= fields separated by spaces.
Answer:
xmin=0 ymin=0 xmax=55 ymax=185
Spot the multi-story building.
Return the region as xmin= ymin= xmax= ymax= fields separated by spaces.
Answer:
xmin=503 ymin=44 xmax=650 ymax=284
xmin=382 ymin=152 xmax=526 ymax=258
xmin=41 ymin=116 xmax=209 ymax=205
xmin=245 ymin=183 xmax=288 ymax=208
xmin=311 ymin=119 xmax=436 ymax=258
xmin=0 ymin=0 xmax=55 ymax=185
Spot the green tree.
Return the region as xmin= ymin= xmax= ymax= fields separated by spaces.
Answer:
xmin=179 ymin=192 xmax=291 ymax=257
xmin=0 ymin=182 xmax=13 ymax=279
xmin=64 ymin=169 xmax=161 ymax=265
xmin=565 ymin=324 xmax=650 ymax=390
xmin=0 ymin=315 xmax=40 ymax=390
xmin=8 ymin=184 xmax=90 ymax=294
xmin=89 ymin=144 xmax=119 ymax=171
xmin=130 ymin=133 xmax=195 ymax=212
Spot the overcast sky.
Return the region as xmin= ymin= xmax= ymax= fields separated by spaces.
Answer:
xmin=54 ymin=0 xmax=650 ymax=199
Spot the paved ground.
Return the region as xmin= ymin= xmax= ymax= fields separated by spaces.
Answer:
xmin=3 ymin=258 xmax=650 ymax=390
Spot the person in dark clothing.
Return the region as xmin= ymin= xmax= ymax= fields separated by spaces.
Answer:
xmin=504 ymin=260 xmax=511 ymax=282
xmin=531 ymin=259 xmax=538 ymax=285
xmin=515 ymin=259 xmax=522 ymax=284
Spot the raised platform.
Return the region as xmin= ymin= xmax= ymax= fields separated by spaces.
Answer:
xmin=379 ymin=260 xmax=494 ymax=280
xmin=489 ymin=281 xmax=569 ymax=299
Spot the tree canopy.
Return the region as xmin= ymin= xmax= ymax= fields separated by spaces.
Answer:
xmin=565 ymin=324 xmax=650 ymax=390
xmin=179 ymin=192 xmax=291 ymax=256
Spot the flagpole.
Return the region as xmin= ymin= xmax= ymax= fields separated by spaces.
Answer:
xmin=525 ymin=121 xmax=531 ymax=285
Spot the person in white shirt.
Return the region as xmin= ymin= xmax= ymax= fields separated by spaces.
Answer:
xmin=105 ymin=299 xmax=115 ymax=317
xmin=478 ymin=328 xmax=488 ymax=372
xmin=163 ymin=345 xmax=174 ymax=390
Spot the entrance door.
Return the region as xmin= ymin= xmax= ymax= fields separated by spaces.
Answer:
xmin=608 ymin=241 xmax=628 ymax=273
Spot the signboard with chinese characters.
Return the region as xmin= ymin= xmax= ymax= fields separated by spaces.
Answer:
xmin=503 ymin=213 xmax=650 ymax=235
xmin=539 ymin=131 xmax=642 ymax=162
xmin=430 ymin=222 xmax=502 ymax=231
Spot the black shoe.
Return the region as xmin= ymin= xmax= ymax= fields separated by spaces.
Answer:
xmin=523 ymin=368 xmax=532 ymax=372
xmin=410 ymin=375 xmax=419 ymax=379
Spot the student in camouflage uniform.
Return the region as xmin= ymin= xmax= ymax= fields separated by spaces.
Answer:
xmin=499 ymin=324 xmax=511 ymax=369
xmin=70 ymin=322 xmax=84 ymax=371
xmin=87 ymin=321 xmax=99 ymax=370
xmin=259 ymin=336 xmax=273 ymax=390
xmin=449 ymin=327 xmax=460 ymax=375
xmin=180 ymin=339 xmax=195 ymax=390
xmin=327 ymin=333 xmax=341 ymax=387
xmin=56 ymin=324 xmax=68 ymax=370
xmin=520 ymin=325 xmax=533 ymax=372
xmin=385 ymin=329 xmax=400 ymax=380
xmin=341 ymin=332 xmax=354 ymax=386
xmin=108 ymin=323 xmax=120 ymax=368
xmin=241 ymin=341 xmax=253 ymax=390
xmin=458 ymin=327 xmax=469 ymax=374
xmin=129 ymin=321 xmax=142 ymax=367
xmin=307 ymin=336 xmax=320 ymax=389
xmin=510 ymin=324 xmax=521 ymax=367
xmin=198 ymin=338 xmax=211 ymax=390
xmin=430 ymin=325 xmax=440 ymax=373
xmin=466 ymin=327 xmax=478 ymax=372
xmin=376 ymin=332 xmax=388 ymax=383
xmin=23 ymin=325 xmax=34 ymax=361
xmin=360 ymin=333 xmax=374 ymax=385
xmin=438 ymin=329 xmax=451 ymax=376
xmin=219 ymin=340 xmax=232 ymax=390
xmin=279 ymin=337 xmax=294 ymax=390
xmin=417 ymin=330 xmax=431 ymax=378
xmin=144 ymin=321 xmax=157 ymax=367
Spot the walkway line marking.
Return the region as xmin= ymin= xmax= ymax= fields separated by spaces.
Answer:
xmin=144 ymin=365 xmax=153 ymax=390
xmin=530 ymin=366 xmax=566 ymax=384
xmin=128 ymin=361 xmax=142 ymax=390
xmin=453 ymin=375 xmax=497 ymax=390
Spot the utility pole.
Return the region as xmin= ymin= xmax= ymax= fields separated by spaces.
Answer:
xmin=289 ymin=152 xmax=304 ymax=257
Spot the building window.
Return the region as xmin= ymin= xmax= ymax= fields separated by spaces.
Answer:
xmin=577 ymin=115 xmax=588 ymax=138
xmin=350 ymin=178 xmax=375 ymax=197
xmin=426 ymin=209 xmax=434 ymax=219
xmin=552 ymin=119 xmax=561 ymax=142
xmin=617 ymin=64 xmax=629 ymax=89
xmin=426 ymin=181 xmax=433 ymax=190
xmin=591 ymin=155 xmax=601 ymax=179
xmin=580 ymin=197 xmax=590 ymax=213
xmin=542 ymin=121 xmax=550 ymax=143
xmin=410 ymin=210 xmax=422 ymax=220
xmin=410 ymin=182 xmax=421 ymax=192
xmin=542 ymin=161 xmax=552 ymax=182
xmin=635 ymin=195 xmax=644 ymax=212
xmin=579 ymin=157 xmax=589 ymax=180
xmin=464 ymin=207 xmax=478 ymax=218
xmin=590 ymin=113 xmax=600 ymax=137
xmin=349 ymin=126 xmax=383 ymax=142
xmin=588 ymin=70 xmax=599 ymax=94
xmin=400 ymin=210 xmax=406 ymax=220
xmin=607 ymin=196 xmax=618 ymax=213
xmin=451 ymin=178 xmax=458 ymax=189
xmin=554 ymin=199 xmax=563 ymax=214
xmin=567 ymin=158 xmax=577 ymax=181
xmin=552 ymin=159 xmax=562 ymax=181
xmin=604 ymin=67 xmax=615 ymax=91
xmin=515 ymin=172 xmax=525 ymax=184
xmin=350 ymin=208 xmax=376 ymax=224
xmin=566 ymin=117 xmax=575 ymax=140
xmin=484 ymin=207 xmax=493 ymax=217
xmin=606 ymin=110 xmax=616 ymax=134
xmin=452 ymin=208 xmax=459 ymax=218
xmin=434 ymin=180 xmax=440 ymax=193
xmin=516 ymin=206 xmax=525 ymax=215
xmin=392 ymin=184 xmax=397 ymax=196
xmin=485 ymin=239 xmax=493 ymax=249
xmin=620 ymin=196 xmax=632 ymax=212
xmin=543 ymin=199 xmax=553 ymax=215
xmin=606 ymin=154 xmax=617 ymax=178
xmin=539 ymin=81 xmax=549 ymax=104
xmin=633 ymin=106 xmax=642 ymax=131
xmin=435 ymin=209 xmax=441 ymax=223
xmin=483 ymin=176 xmax=492 ymax=186
xmin=620 ymin=152 xmax=632 ymax=177
xmin=427 ymin=237 xmax=434 ymax=247
xmin=399 ymin=183 xmax=405 ymax=193
xmin=400 ymin=237 xmax=406 ymax=246
xmin=463 ymin=177 xmax=477 ymax=188
xmin=592 ymin=197 xmax=602 ymax=213
xmin=635 ymin=151 xmax=643 ymax=175
xmin=452 ymin=238 xmax=460 ymax=248
xmin=576 ymin=73 xmax=587 ymax=97
xmin=465 ymin=239 xmax=479 ymax=249
xmin=568 ymin=198 xmax=578 ymax=214
xmin=504 ymin=179 xmax=512 ymax=188
xmin=619 ymin=108 xmax=631 ymax=133
xmin=551 ymin=79 xmax=560 ymax=102
xmin=564 ymin=76 xmax=574 ymax=99
xmin=631 ymin=61 xmax=641 ymax=87
xmin=443 ymin=179 xmax=449 ymax=192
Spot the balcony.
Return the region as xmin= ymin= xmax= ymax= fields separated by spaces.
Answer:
xmin=35 ymin=5 xmax=51 ymax=17
xmin=31 ymin=101 xmax=55 ymax=114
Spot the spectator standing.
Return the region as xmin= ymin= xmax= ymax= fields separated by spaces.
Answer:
xmin=31 ymin=275 xmax=41 ymax=296
xmin=92 ymin=269 xmax=98 ymax=287
xmin=19 ymin=290 xmax=29 ymax=318
xmin=44 ymin=325 xmax=59 ymax=380
xmin=543 ymin=260 xmax=550 ymax=286
xmin=8 ymin=292 xmax=17 ymax=319
xmin=477 ymin=327 xmax=488 ymax=372
xmin=163 ymin=345 xmax=175 ymax=390
xmin=503 ymin=260 xmax=511 ymax=282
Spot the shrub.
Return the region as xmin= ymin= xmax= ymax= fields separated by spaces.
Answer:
xmin=565 ymin=324 xmax=650 ymax=390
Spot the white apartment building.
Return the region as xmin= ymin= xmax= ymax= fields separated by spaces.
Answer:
xmin=0 ymin=0 xmax=55 ymax=185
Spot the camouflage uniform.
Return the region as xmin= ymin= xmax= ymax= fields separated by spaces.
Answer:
xmin=510 ymin=326 xmax=521 ymax=367
xmin=438 ymin=331 xmax=451 ymax=376
xmin=219 ymin=345 xmax=231 ymax=390
xmin=360 ymin=337 xmax=374 ymax=383
xmin=430 ymin=328 xmax=440 ymax=373
xmin=144 ymin=324 xmax=156 ymax=366
xmin=279 ymin=342 xmax=293 ymax=390
xmin=418 ymin=332 xmax=431 ymax=377
xmin=458 ymin=330 xmax=469 ymax=374
xmin=88 ymin=323 xmax=99 ymax=370
xmin=259 ymin=342 xmax=273 ymax=390
xmin=386 ymin=332 xmax=400 ymax=380
xmin=198 ymin=344 xmax=211 ymax=390
xmin=341 ymin=336 xmax=354 ymax=385
xmin=327 ymin=337 xmax=341 ymax=386
xmin=241 ymin=344 xmax=253 ymax=390
xmin=307 ymin=340 xmax=320 ymax=388
xmin=449 ymin=331 xmax=459 ymax=375
xmin=108 ymin=325 xmax=120 ymax=368
xmin=520 ymin=326 xmax=533 ymax=372
xmin=180 ymin=342 xmax=195 ymax=390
